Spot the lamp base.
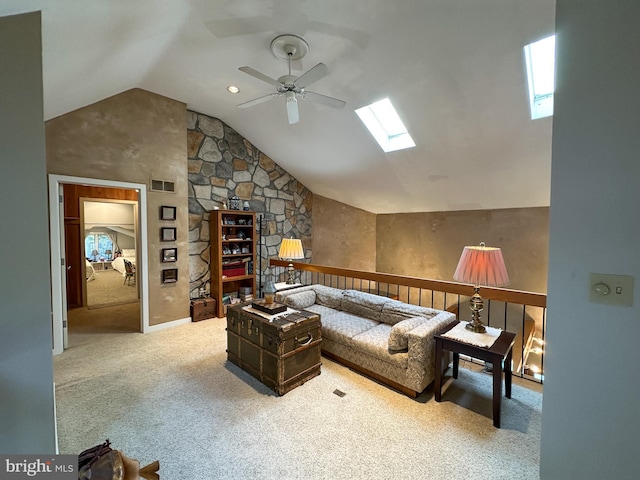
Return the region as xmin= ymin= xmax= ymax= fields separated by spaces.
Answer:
xmin=286 ymin=263 xmax=296 ymax=284
xmin=465 ymin=321 xmax=486 ymax=333
xmin=466 ymin=287 xmax=486 ymax=333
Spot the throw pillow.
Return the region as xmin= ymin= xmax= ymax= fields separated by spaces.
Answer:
xmin=388 ymin=316 xmax=425 ymax=352
xmin=283 ymin=290 xmax=316 ymax=310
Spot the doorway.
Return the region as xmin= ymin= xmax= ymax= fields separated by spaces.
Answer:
xmin=49 ymin=174 xmax=149 ymax=354
xmin=82 ymin=199 xmax=138 ymax=310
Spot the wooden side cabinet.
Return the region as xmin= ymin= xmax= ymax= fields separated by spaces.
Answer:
xmin=210 ymin=210 xmax=256 ymax=318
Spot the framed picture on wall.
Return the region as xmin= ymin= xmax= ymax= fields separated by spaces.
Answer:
xmin=162 ymin=268 xmax=178 ymax=283
xmin=161 ymin=227 xmax=176 ymax=242
xmin=160 ymin=205 xmax=176 ymax=221
xmin=162 ymin=248 xmax=177 ymax=262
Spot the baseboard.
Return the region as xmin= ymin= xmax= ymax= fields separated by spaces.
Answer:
xmin=145 ymin=316 xmax=192 ymax=333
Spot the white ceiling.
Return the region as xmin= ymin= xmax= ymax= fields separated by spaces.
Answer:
xmin=2 ymin=0 xmax=556 ymax=214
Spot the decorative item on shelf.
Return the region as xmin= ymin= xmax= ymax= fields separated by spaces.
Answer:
xmin=243 ymin=201 xmax=250 ymax=211
xmin=263 ymin=279 xmax=276 ymax=304
xmin=229 ymin=195 xmax=241 ymax=210
xmin=278 ymin=237 xmax=305 ymax=284
xmin=453 ymin=242 xmax=510 ymax=333
xmin=91 ymin=249 xmax=99 ymax=261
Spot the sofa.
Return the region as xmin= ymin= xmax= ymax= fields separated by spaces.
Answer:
xmin=276 ymin=284 xmax=456 ymax=397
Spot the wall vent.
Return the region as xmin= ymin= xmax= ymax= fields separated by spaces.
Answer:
xmin=150 ymin=179 xmax=175 ymax=193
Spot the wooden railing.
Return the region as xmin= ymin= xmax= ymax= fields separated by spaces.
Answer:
xmin=268 ymin=259 xmax=546 ymax=384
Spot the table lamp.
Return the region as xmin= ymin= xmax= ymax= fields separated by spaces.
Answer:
xmin=91 ymin=249 xmax=99 ymax=261
xmin=278 ymin=237 xmax=304 ymax=284
xmin=453 ymin=242 xmax=510 ymax=333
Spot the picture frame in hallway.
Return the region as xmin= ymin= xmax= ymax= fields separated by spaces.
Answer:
xmin=162 ymin=248 xmax=177 ymax=263
xmin=160 ymin=205 xmax=177 ymax=221
xmin=161 ymin=227 xmax=176 ymax=242
xmin=162 ymin=268 xmax=178 ymax=283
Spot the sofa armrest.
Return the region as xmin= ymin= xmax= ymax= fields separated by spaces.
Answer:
xmin=405 ymin=311 xmax=456 ymax=390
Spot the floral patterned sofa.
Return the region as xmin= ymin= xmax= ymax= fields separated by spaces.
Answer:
xmin=276 ymin=284 xmax=456 ymax=397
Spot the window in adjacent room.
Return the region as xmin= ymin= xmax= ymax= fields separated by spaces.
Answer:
xmin=85 ymin=233 xmax=113 ymax=261
xmin=355 ymin=97 xmax=416 ymax=152
xmin=524 ymin=34 xmax=556 ymax=119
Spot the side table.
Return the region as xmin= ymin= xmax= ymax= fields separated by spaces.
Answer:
xmin=434 ymin=321 xmax=516 ymax=428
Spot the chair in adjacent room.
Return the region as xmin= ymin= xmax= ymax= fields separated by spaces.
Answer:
xmin=123 ymin=259 xmax=136 ymax=286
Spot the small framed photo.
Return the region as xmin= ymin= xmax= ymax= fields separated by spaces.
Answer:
xmin=162 ymin=268 xmax=178 ymax=283
xmin=162 ymin=248 xmax=177 ymax=263
xmin=161 ymin=227 xmax=176 ymax=242
xmin=160 ymin=205 xmax=176 ymax=221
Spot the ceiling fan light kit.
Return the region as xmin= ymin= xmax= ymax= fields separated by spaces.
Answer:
xmin=237 ymin=34 xmax=345 ymax=124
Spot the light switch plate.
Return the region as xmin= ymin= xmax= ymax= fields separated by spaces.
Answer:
xmin=589 ymin=273 xmax=634 ymax=306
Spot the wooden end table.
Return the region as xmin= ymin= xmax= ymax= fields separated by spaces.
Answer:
xmin=434 ymin=321 xmax=516 ymax=428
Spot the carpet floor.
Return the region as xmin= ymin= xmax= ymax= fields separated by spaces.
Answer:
xmin=54 ymin=318 xmax=542 ymax=480
xmin=86 ymin=268 xmax=138 ymax=308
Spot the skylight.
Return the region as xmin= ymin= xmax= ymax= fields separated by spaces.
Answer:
xmin=524 ymin=34 xmax=556 ymax=119
xmin=355 ymin=98 xmax=415 ymax=152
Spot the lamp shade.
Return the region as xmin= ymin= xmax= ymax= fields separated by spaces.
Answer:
xmin=453 ymin=243 xmax=510 ymax=287
xmin=278 ymin=238 xmax=304 ymax=260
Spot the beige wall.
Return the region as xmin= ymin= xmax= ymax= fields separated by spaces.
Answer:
xmin=311 ymin=195 xmax=377 ymax=271
xmin=46 ymin=88 xmax=189 ymax=325
xmin=314 ymin=196 xmax=548 ymax=294
xmin=376 ymin=207 xmax=549 ymax=293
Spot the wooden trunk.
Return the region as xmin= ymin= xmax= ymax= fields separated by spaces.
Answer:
xmin=191 ymin=298 xmax=217 ymax=322
xmin=226 ymin=304 xmax=322 ymax=395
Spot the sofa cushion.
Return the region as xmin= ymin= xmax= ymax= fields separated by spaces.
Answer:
xmin=341 ymin=290 xmax=387 ymax=322
xmin=303 ymin=304 xmax=341 ymax=320
xmin=351 ymin=324 xmax=409 ymax=369
xmin=282 ymin=290 xmax=316 ymax=310
xmin=319 ymin=311 xmax=379 ymax=346
xmin=388 ymin=316 xmax=426 ymax=351
xmin=312 ymin=285 xmax=344 ymax=309
xmin=381 ymin=299 xmax=441 ymax=325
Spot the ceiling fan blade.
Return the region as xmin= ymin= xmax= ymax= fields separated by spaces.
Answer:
xmin=237 ymin=93 xmax=278 ymax=109
xmin=293 ymin=63 xmax=329 ymax=88
xmin=238 ymin=66 xmax=281 ymax=87
xmin=286 ymin=97 xmax=300 ymax=124
xmin=303 ymin=91 xmax=346 ymax=109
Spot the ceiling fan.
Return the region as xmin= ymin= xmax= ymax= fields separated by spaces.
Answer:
xmin=237 ymin=34 xmax=346 ymax=124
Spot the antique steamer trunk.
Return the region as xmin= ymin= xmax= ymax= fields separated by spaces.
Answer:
xmin=191 ymin=297 xmax=217 ymax=322
xmin=226 ymin=304 xmax=322 ymax=395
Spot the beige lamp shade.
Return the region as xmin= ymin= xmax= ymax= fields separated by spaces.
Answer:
xmin=453 ymin=243 xmax=510 ymax=287
xmin=278 ymin=238 xmax=304 ymax=260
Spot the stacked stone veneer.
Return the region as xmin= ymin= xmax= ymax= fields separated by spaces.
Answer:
xmin=187 ymin=111 xmax=312 ymax=299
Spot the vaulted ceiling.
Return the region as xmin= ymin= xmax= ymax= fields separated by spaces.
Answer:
xmin=2 ymin=0 xmax=556 ymax=214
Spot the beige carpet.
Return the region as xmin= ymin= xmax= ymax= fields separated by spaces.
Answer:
xmin=86 ymin=268 xmax=138 ymax=308
xmin=54 ymin=319 xmax=542 ymax=479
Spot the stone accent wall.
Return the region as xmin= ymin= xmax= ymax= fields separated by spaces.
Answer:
xmin=187 ymin=111 xmax=312 ymax=298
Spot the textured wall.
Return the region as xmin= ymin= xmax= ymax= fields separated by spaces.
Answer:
xmin=46 ymin=88 xmax=189 ymax=326
xmin=187 ymin=111 xmax=313 ymax=296
xmin=377 ymin=207 xmax=549 ymax=293
xmin=311 ymin=195 xmax=377 ymax=271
